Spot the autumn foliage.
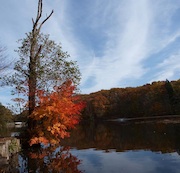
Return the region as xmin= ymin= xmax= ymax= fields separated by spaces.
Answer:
xmin=82 ymin=79 xmax=180 ymax=120
xmin=29 ymin=81 xmax=85 ymax=146
xmin=28 ymin=146 xmax=82 ymax=173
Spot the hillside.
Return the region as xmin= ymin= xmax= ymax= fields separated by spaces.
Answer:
xmin=81 ymin=79 xmax=180 ymax=120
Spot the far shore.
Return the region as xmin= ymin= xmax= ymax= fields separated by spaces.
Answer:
xmin=111 ymin=115 xmax=180 ymax=123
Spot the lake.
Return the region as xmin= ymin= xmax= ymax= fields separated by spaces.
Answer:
xmin=2 ymin=119 xmax=180 ymax=173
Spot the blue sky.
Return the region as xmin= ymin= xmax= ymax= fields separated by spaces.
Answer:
xmin=0 ymin=0 xmax=180 ymax=106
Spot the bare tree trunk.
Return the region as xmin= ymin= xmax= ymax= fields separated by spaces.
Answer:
xmin=28 ymin=54 xmax=37 ymax=115
xmin=28 ymin=0 xmax=53 ymax=129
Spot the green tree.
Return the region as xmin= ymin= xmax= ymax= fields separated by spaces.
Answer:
xmin=165 ymin=79 xmax=175 ymax=114
xmin=4 ymin=0 xmax=81 ymax=123
xmin=0 ymin=103 xmax=13 ymax=126
xmin=165 ymin=79 xmax=174 ymax=100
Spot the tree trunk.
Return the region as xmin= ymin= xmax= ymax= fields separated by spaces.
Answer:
xmin=28 ymin=57 xmax=36 ymax=115
xmin=27 ymin=0 xmax=53 ymax=129
xmin=28 ymin=33 xmax=37 ymax=130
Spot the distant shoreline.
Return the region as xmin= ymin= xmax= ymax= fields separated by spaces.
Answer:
xmin=111 ymin=115 xmax=180 ymax=122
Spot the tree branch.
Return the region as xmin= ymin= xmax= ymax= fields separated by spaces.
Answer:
xmin=40 ymin=10 xmax=54 ymax=29
xmin=34 ymin=45 xmax=42 ymax=59
xmin=32 ymin=0 xmax=53 ymax=35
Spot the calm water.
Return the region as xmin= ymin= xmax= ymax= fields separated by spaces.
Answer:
xmin=3 ymin=120 xmax=180 ymax=173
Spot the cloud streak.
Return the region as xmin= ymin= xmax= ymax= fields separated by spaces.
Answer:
xmin=152 ymin=52 xmax=180 ymax=81
xmin=74 ymin=0 xmax=153 ymax=92
xmin=0 ymin=0 xmax=180 ymax=106
xmin=55 ymin=0 xmax=180 ymax=93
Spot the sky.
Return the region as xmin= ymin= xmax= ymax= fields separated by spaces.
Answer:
xmin=0 ymin=0 xmax=180 ymax=107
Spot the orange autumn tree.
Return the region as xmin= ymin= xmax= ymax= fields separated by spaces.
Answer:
xmin=29 ymin=80 xmax=85 ymax=146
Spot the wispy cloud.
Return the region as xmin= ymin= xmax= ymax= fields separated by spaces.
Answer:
xmin=78 ymin=0 xmax=153 ymax=93
xmin=53 ymin=0 xmax=180 ymax=93
xmin=152 ymin=52 xmax=180 ymax=81
xmin=1 ymin=0 xmax=180 ymax=106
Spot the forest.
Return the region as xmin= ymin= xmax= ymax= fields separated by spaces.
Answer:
xmin=0 ymin=103 xmax=13 ymax=126
xmin=81 ymin=79 xmax=180 ymax=120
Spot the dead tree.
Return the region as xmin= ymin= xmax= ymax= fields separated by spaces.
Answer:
xmin=27 ymin=0 xmax=53 ymax=130
xmin=28 ymin=0 xmax=53 ymax=116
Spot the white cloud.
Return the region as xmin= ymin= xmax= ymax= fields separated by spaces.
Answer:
xmin=79 ymin=0 xmax=180 ymax=93
xmin=79 ymin=0 xmax=152 ymax=93
xmin=37 ymin=0 xmax=180 ymax=94
xmin=1 ymin=0 xmax=180 ymax=106
xmin=151 ymin=53 xmax=180 ymax=81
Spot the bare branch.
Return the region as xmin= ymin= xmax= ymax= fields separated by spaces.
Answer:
xmin=34 ymin=45 xmax=42 ymax=59
xmin=39 ymin=10 xmax=54 ymax=30
xmin=32 ymin=0 xmax=42 ymax=33
xmin=36 ymin=0 xmax=42 ymax=22
xmin=32 ymin=0 xmax=53 ymax=36
xmin=32 ymin=18 xmax=35 ymax=26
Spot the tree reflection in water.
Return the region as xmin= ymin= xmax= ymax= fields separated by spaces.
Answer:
xmin=5 ymin=120 xmax=180 ymax=172
xmin=60 ymin=120 xmax=180 ymax=153
xmin=19 ymin=146 xmax=82 ymax=173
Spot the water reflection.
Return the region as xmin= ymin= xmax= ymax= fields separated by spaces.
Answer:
xmin=4 ymin=120 xmax=180 ymax=172
xmin=61 ymin=120 xmax=180 ymax=173
xmin=61 ymin=121 xmax=180 ymax=152
xmin=0 ymin=153 xmax=19 ymax=173
xmin=18 ymin=146 xmax=82 ymax=173
xmin=71 ymin=149 xmax=180 ymax=173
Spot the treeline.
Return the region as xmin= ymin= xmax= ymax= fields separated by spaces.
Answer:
xmin=81 ymin=79 xmax=180 ymax=120
xmin=0 ymin=103 xmax=13 ymax=126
